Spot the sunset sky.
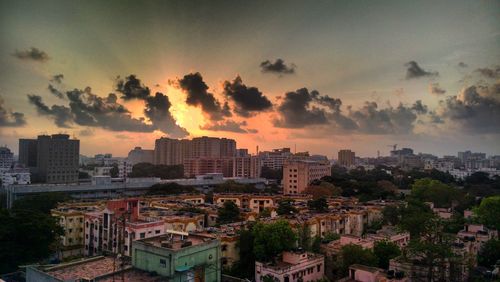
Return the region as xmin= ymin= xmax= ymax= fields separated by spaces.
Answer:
xmin=0 ymin=0 xmax=499 ymax=158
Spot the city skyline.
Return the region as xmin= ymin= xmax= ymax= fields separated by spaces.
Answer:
xmin=1 ymin=0 xmax=499 ymax=157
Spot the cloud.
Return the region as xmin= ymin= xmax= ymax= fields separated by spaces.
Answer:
xmin=405 ymin=61 xmax=438 ymax=79
xmin=178 ymin=72 xmax=231 ymax=121
xmin=347 ymin=102 xmax=421 ymax=134
xmin=260 ymin=59 xmax=295 ymax=75
xmin=429 ymin=83 xmax=446 ymax=95
xmin=13 ymin=47 xmax=49 ymax=62
xmin=48 ymin=84 xmax=65 ymax=99
xmin=475 ymin=66 xmax=500 ymax=79
xmin=51 ymin=74 xmax=64 ymax=84
xmin=273 ymin=88 xmax=329 ymax=128
xmin=223 ymin=76 xmax=272 ymax=117
xmin=115 ymin=75 xmax=151 ymax=100
xmin=411 ymin=100 xmax=428 ymax=114
xmin=436 ymin=84 xmax=500 ymax=134
xmin=200 ymin=120 xmax=257 ymax=133
xmin=458 ymin=62 xmax=468 ymax=68
xmin=143 ymin=92 xmax=189 ymax=138
xmin=0 ymin=97 xmax=26 ymax=127
xmin=27 ymin=94 xmax=73 ymax=128
xmin=78 ymin=128 xmax=94 ymax=137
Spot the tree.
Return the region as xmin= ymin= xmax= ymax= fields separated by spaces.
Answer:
xmin=276 ymin=199 xmax=297 ymax=215
xmin=322 ymin=232 xmax=340 ymax=243
xmin=311 ymin=236 xmax=322 ymax=253
xmin=398 ymin=199 xmax=436 ymax=238
xmin=336 ymin=244 xmax=378 ymax=278
xmin=259 ymin=208 xmax=271 ymax=218
xmin=260 ymin=166 xmax=283 ymax=181
xmin=373 ymin=240 xmax=401 ymax=269
xmin=227 ymin=226 xmax=257 ymax=279
xmin=297 ymin=223 xmax=311 ymax=251
xmin=405 ymin=217 xmax=454 ymax=282
xmin=217 ymin=201 xmax=241 ymax=224
xmin=411 ymin=178 xmax=460 ymax=208
xmin=146 ymin=183 xmax=197 ymax=195
xmin=304 ymin=181 xmax=342 ymax=199
xmin=252 ymin=220 xmax=296 ymax=262
xmin=129 ymin=163 xmax=184 ymax=179
xmin=12 ymin=192 xmax=70 ymax=214
xmin=474 ymin=196 xmax=500 ymax=230
xmin=214 ymin=180 xmax=259 ymax=193
xmin=477 ymin=239 xmax=500 ymax=268
xmin=0 ymin=209 xmax=63 ymax=273
xmin=382 ymin=205 xmax=401 ymax=226
xmin=109 ymin=164 xmax=119 ymax=178
xmin=307 ymin=197 xmax=328 ymax=213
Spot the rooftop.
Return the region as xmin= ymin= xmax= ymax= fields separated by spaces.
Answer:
xmin=138 ymin=232 xmax=217 ymax=251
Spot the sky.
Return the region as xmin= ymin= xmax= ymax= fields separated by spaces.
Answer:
xmin=0 ymin=0 xmax=499 ymax=158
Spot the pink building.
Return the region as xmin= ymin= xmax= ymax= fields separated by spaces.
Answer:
xmin=255 ymin=251 xmax=324 ymax=282
xmin=348 ymin=264 xmax=409 ymax=282
xmin=124 ymin=220 xmax=165 ymax=256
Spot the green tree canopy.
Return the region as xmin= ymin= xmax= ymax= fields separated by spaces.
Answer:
xmin=337 ymin=244 xmax=378 ymax=277
xmin=373 ymin=240 xmax=401 ymax=269
xmin=477 ymin=239 xmax=500 ymax=269
xmin=0 ymin=209 xmax=63 ymax=273
xmin=217 ymin=201 xmax=241 ymax=224
xmin=307 ymin=197 xmax=328 ymax=213
xmin=146 ymin=182 xmax=197 ymax=195
xmin=252 ymin=220 xmax=296 ymax=262
xmin=398 ymin=199 xmax=437 ymax=238
xmin=411 ymin=178 xmax=460 ymax=208
xmin=474 ymin=196 xmax=500 ymax=230
xmin=12 ymin=192 xmax=70 ymax=214
xmin=276 ymin=199 xmax=298 ymax=215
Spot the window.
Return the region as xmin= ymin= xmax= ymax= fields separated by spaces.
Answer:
xmin=155 ymin=230 xmax=161 ymax=234
xmin=159 ymin=259 xmax=167 ymax=268
xmin=140 ymin=232 xmax=145 ymax=239
xmin=317 ymin=264 xmax=321 ymax=272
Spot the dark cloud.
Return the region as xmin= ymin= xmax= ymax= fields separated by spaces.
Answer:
xmin=78 ymin=128 xmax=94 ymax=137
xmin=273 ymin=88 xmax=329 ymax=128
xmin=458 ymin=62 xmax=468 ymax=68
xmin=178 ymin=72 xmax=231 ymax=121
xmin=429 ymin=83 xmax=446 ymax=95
xmin=51 ymin=74 xmax=64 ymax=84
xmin=13 ymin=47 xmax=49 ymax=62
xmin=27 ymin=95 xmax=73 ymax=128
xmin=0 ymin=97 xmax=26 ymax=127
xmin=223 ymin=76 xmax=272 ymax=117
xmin=115 ymin=75 xmax=151 ymax=100
xmin=48 ymin=84 xmax=65 ymax=99
xmin=437 ymin=84 xmax=500 ymax=134
xmin=475 ymin=66 xmax=500 ymax=79
xmin=405 ymin=61 xmax=438 ymax=79
xmin=411 ymin=100 xmax=428 ymax=114
xmin=200 ymin=120 xmax=257 ymax=133
xmin=144 ymin=92 xmax=189 ymax=138
xmin=260 ymin=59 xmax=295 ymax=75
xmin=347 ymin=102 xmax=420 ymax=134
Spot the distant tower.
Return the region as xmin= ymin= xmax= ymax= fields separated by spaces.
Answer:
xmin=256 ymin=145 xmax=259 ymax=155
xmin=377 ymin=150 xmax=380 ymax=158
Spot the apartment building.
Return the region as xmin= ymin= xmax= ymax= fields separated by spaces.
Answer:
xmin=18 ymin=139 xmax=38 ymax=168
xmin=255 ymin=251 xmax=325 ymax=282
xmin=127 ymin=146 xmax=154 ymax=165
xmin=258 ymin=147 xmax=293 ymax=170
xmin=183 ymin=157 xmax=234 ymax=177
xmin=0 ymin=146 xmax=14 ymax=170
xmin=233 ymin=155 xmax=261 ymax=178
xmin=338 ymin=149 xmax=355 ymax=167
xmin=283 ymin=160 xmax=331 ymax=194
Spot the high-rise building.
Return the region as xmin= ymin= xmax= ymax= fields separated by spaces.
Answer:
xmin=0 ymin=146 xmax=14 ymax=171
xmin=233 ymin=156 xmax=261 ymax=178
xmin=338 ymin=149 xmax=355 ymax=167
xmin=183 ymin=157 xmax=234 ymax=177
xmin=258 ymin=148 xmax=293 ymax=170
xmin=19 ymin=139 xmax=38 ymax=168
xmin=154 ymin=138 xmax=191 ymax=165
xmin=283 ymin=160 xmax=331 ymax=194
xmin=127 ymin=147 xmax=154 ymax=165
xmin=36 ymin=134 xmax=80 ymax=183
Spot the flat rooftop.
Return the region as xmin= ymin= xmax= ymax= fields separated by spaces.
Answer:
xmin=139 ymin=232 xmax=217 ymax=251
xmin=44 ymin=257 xmax=124 ymax=281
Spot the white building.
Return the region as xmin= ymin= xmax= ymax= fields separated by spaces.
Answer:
xmin=118 ymin=160 xmax=133 ymax=178
xmin=1 ymin=168 xmax=31 ymax=187
xmin=0 ymin=147 xmax=14 ymax=171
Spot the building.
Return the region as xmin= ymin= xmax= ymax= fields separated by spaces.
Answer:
xmin=338 ymin=149 xmax=355 ymax=167
xmin=154 ymin=137 xmax=190 ymax=165
xmin=127 ymin=146 xmax=154 ymax=165
xmin=52 ymin=206 xmax=93 ymax=259
xmin=233 ymin=156 xmax=261 ymax=178
xmin=184 ymin=157 xmax=234 ymax=177
xmin=347 ymin=264 xmax=407 ymax=282
xmin=118 ymin=159 xmax=133 ymax=178
xmin=0 ymin=146 xmax=14 ymax=171
xmin=18 ymin=139 xmax=38 ymax=168
xmin=0 ymin=168 xmax=30 ymax=187
xmin=24 ymin=134 xmax=80 ymax=183
xmin=259 ymin=148 xmax=293 ymax=170
xmin=255 ymin=251 xmax=324 ymax=282
xmin=132 ymin=231 xmax=222 ymax=282
xmin=283 ymin=160 xmax=331 ymax=194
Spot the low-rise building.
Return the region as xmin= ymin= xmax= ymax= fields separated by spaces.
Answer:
xmin=255 ymin=251 xmax=325 ymax=282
